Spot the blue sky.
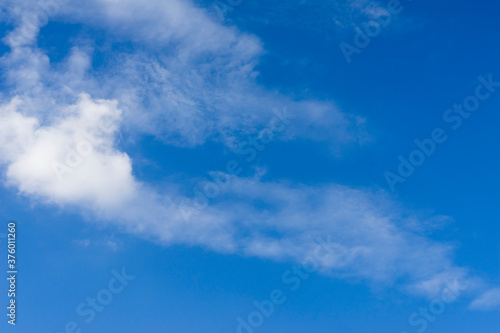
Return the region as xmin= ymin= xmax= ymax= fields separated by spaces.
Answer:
xmin=0 ymin=0 xmax=500 ymax=332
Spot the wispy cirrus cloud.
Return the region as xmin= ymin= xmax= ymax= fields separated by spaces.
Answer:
xmin=1 ymin=0 xmax=367 ymax=148
xmin=470 ymin=288 xmax=500 ymax=310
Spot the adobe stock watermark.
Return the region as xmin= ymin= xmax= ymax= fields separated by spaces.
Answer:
xmin=339 ymin=0 xmax=404 ymax=64
xmin=6 ymin=221 xmax=17 ymax=326
xmin=401 ymin=279 xmax=467 ymax=333
xmin=233 ymin=236 xmax=345 ymax=333
xmin=385 ymin=74 xmax=500 ymax=192
xmin=50 ymin=267 xmax=135 ymax=333
xmin=178 ymin=107 xmax=295 ymax=222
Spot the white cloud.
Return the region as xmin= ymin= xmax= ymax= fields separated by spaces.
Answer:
xmin=232 ymin=0 xmax=396 ymax=36
xmin=73 ymin=239 xmax=91 ymax=247
xmin=0 ymin=0 xmax=492 ymax=304
xmin=72 ymin=237 xmax=121 ymax=251
xmin=470 ymin=288 xmax=500 ymax=310
xmin=1 ymin=0 xmax=368 ymax=148
xmin=0 ymin=93 xmax=475 ymax=297
xmin=0 ymin=94 xmax=136 ymax=209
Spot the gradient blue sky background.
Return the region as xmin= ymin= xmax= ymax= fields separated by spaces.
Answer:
xmin=1 ymin=0 xmax=500 ymax=332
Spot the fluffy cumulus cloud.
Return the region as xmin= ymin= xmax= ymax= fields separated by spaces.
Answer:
xmin=0 ymin=94 xmax=135 ymax=209
xmin=0 ymin=0 xmax=495 ymax=305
